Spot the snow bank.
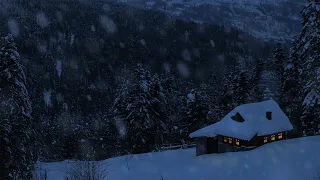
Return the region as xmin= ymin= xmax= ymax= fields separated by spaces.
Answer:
xmin=41 ymin=136 xmax=320 ymax=180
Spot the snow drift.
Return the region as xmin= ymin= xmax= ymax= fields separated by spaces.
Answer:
xmin=39 ymin=135 xmax=320 ymax=180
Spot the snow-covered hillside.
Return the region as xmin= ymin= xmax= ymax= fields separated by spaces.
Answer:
xmin=41 ymin=135 xmax=320 ymax=180
xmin=122 ymin=0 xmax=306 ymax=42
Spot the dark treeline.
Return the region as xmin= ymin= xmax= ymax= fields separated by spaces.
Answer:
xmin=1 ymin=0 xmax=304 ymax=164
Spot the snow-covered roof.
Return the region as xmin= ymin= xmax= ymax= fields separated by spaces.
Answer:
xmin=189 ymin=100 xmax=293 ymax=140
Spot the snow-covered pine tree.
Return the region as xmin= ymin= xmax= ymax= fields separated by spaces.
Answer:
xmin=263 ymin=87 xmax=274 ymax=100
xmin=181 ymin=89 xmax=208 ymax=142
xmin=113 ymin=64 xmax=168 ymax=153
xmin=148 ymin=74 xmax=168 ymax=149
xmin=233 ymin=71 xmax=251 ymax=106
xmin=250 ymin=58 xmax=265 ymax=102
xmin=0 ymin=34 xmax=33 ymax=179
xmin=273 ymin=43 xmax=286 ymax=75
xmin=281 ymin=41 xmax=304 ymax=134
xmin=219 ymin=66 xmax=237 ymax=118
xmin=198 ymin=82 xmax=218 ymax=124
xmin=292 ymin=0 xmax=320 ymax=135
xmin=112 ymin=84 xmax=129 ymax=154
xmin=301 ymin=92 xmax=320 ymax=135
xmin=159 ymin=73 xmax=185 ymax=144
xmin=273 ymin=43 xmax=286 ymax=102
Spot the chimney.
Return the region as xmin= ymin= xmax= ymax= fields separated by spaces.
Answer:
xmin=266 ymin=111 xmax=272 ymax=120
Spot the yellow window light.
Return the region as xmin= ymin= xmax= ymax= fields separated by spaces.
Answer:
xmin=264 ymin=137 xmax=268 ymax=143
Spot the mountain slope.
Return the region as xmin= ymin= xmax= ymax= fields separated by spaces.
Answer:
xmin=41 ymin=135 xmax=320 ymax=180
xmin=0 ymin=0 xmax=279 ymax=161
xmin=122 ymin=0 xmax=306 ymax=42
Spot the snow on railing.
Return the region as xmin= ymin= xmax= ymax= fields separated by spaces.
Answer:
xmin=160 ymin=143 xmax=196 ymax=151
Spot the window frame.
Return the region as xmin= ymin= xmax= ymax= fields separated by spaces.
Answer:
xmin=235 ymin=139 xmax=240 ymax=146
xmin=271 ymin=135 xmax=275 ymax=141
xmin=223 ymin=136 xmax=227 ymax=143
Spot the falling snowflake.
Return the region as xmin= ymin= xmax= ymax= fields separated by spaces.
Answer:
xmin=163 ymin=63 xmax=171 ymax=73
xmin=70 ymin=33 xmax=75 ymax=46
xmin=91 ymin=25 xmax=96 ymax=32
xmin=182 ymin=49 xmax=191 ymax=62
xmin=177 ymin=63 xmax=190 ymax=78
xmin=86 ymin=95 xmax=92 ymax=101
xmin=210 ymin=40 xmax=215 ymax=47
xmin=43 ymin=89 xmax=52 ymax=106
xmin=7 ymin=19 xmax=20 ymax=37
xmin=140 ymin=39 xmax=146 ymax=46
xmin=36 ymin=12 xmax=49 ymax=28
xmin=37 ymin=42 xmax=47 ymax=54
xmin=99 ymin=15 xmax=117 ymax=34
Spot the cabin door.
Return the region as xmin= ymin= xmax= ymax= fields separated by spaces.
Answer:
xmin=207 ymin=138 xmax=218 ymax=153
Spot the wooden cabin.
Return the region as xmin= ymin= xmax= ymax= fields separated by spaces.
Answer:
xmin=189 ymin=100 xmax=293 ymax=156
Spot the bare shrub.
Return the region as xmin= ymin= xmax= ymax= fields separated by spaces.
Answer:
xmin=68 ymin=161 xmax=109 ymax=180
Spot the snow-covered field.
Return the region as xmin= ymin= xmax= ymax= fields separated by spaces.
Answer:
xmin=40 ymin=135 xmax=320 ymax=180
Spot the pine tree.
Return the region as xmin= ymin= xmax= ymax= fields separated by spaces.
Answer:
xmin=250 ymin=58 xmax=265 ymax=102
xmin=273 ymin=43 xmax=286 ymax=102
xmin=263 ymin=87 xmax=274 ymax=100
xmin=112 ymin=84 xmax=131 ymax=154
xmin=233 ymin=71 xmax=251 ymax=106
xmin=148 ymin=74 xmax=168 ymax=149
xmin=301 ymin=92 xmax=320 ymax=135
xmin=281 ymin=42 xmax=304 ymax=134
xmin=113 ymin=64 xmax=168 ymax=153
xmin=0 ymin=34 xmax=33 ymax=179
xmin=181 ymin=89 xmax=208 ymax=142
xmin=219 ymin=66 xmax=237 ymax=118
xmin=160 ymin=73 xmax=185 ymax=144
xmin=291 ymin=0 xmax=320 ymax=135
xmin=273 ymin=43 xmax=286 ymax=75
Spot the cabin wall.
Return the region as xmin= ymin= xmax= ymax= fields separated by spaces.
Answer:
xmin=249 ymin=135 xmax=262 ymax=146
xmin=207 ymin=137 xmax=218 ymax=153
xmin=217 ymin=135 xmax=256 ymax=153
xmin=257 ymin=131 xmax=287 ymax=145
xmin=195 ymin=131 xmax=289 ymax=156
xmin=196 ymin=137 xmax=207 ymax=156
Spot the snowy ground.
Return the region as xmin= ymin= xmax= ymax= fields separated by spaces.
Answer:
xmin=40 ymin=135 xmax=320 ymax=180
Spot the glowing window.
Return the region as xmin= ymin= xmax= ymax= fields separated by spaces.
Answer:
xmin=223 ymin=137 xmax=227 ymax=143
xmin=235 ymin=139 xmax=240 ymax=146
xmin=228 ymin=138 xmax=232 ymax=144
xmin=263 ymin=137 xmax=268 ymax=143
xmin=271 ymin=135 xmax=275 ymax=141
xmin=278 ymin=133 xmax=283 ymax=139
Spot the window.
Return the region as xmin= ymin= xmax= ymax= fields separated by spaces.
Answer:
xmin=223 ymin=136 xmax=227 ymax=143
xmin=228 ymin=138 xmax=233 ymax=144
xmin=266 ymin=111 xmax=272 ymax=120
xmin=271 ymin=135 xmax=275 ymax=141
xmin=231 ymin=112 xmax=245 ymax=122
xmin=278 ymin=133 xmax=283 ymax=139
xmin=235 ymin=139 xmax=240 ymax=146
xmin=263 ymin=137 xmax=268 ymax=143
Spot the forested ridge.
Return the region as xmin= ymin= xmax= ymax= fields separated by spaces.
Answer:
xmin=2 ymin=0 xmax=319 ymax=174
